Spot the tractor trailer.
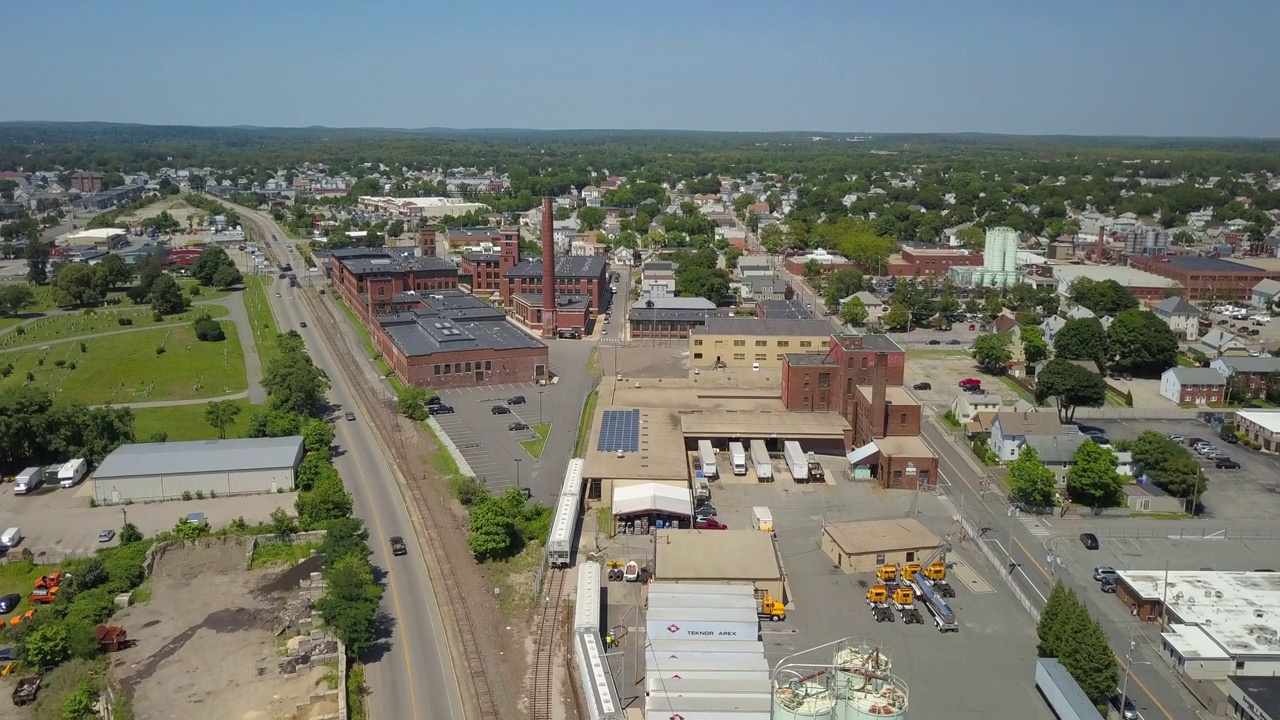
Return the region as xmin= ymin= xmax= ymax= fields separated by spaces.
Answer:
xmin=749 ymin=439 xmax=772 ymax=481
xmin=783 ymin=441 xmax=808 ymax=482
xmin=697 ymin=440 xmax=718 ymax=479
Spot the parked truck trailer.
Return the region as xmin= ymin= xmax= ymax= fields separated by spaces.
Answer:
xmin=783 ymin=441 xmax=807 ymax=482
xmin=698 ymin=440 xmax=718 ymax=479
xmin=749 ymin=439 xmax=772 ymax=481
xmin=728 ymin=442 xmax=747 ymax=476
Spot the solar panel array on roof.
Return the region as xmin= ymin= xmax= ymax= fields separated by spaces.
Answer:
xmin=597 ymin=409 xmax=640 ymax=452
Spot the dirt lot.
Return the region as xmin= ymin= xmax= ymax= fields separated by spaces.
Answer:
xmin=120 ymin=198 xmax=212 ymax=248
xmin=110 ymin=538 xmax=336 ymax=720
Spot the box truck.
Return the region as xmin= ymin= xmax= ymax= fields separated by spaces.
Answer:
xmin=58 ymin=458 xmax=89 ymax=488
xmin=749 ymin=440 xmax=772 ymax=481
xmin=728 ymin=442 xmax=747 ymax=476
xmin=783 ymin=441 xmax=807 ymax=482
xmin=751 ymin=507 xmax=773 ymax=533
xmin=14 ymin=467 xmax=44 ymax=495
xmin=697 ymin=440 xmax=718 ymax=479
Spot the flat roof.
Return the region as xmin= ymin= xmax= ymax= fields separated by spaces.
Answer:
xmin=1229 ymin=676 xmax=1280 ymax=717
xmin=1161 ymin=624 xmax=1230 ymax=661
xmin=870 ymin=435 xmax=935 ymax=458
xmin=340 ymin=253 xmax=456 ymax=275
xmin=680 ymin=409 xmax=849 ymax=439
xmin=507 ymin=255 xmax=608 ymax=279
xmin=381 ymin=315 xmax=544 ymax=356
xmin=655 ymin=529 xmax=782 ymax=582
xmin=693 ymin=317 xmax=834 ymax=337
xmin=1051 ymin=264 xmax=1182 ymax=288
xmin=1162 ymin=255 xmax=1268 ymax=274
xmin=824 ymin=518 xmax=939 ymax=555
xmin=95 ymin=436 xmax=304 ymax=479
xmin=1118 ymin=570 xmax=1280 ymax=657
xmin=581 ymin=407 xmax=690 ymax=481
xmin=757 ymin=299 xmax=814 ymax=319
xmin=65 ymin=228 xmax=128 ymax=240
xmin=856 ymin=385 xmax=918 ymax=407
xmin=1236 ymin=409 xmax=1280 ymax=435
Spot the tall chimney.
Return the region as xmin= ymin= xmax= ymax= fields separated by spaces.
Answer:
xmin=1095 ymin=227 xmax=1106 ymax=263
xmin=870 ymin=352 xmax=888 ymax=439
xmin=540 ymin=196 xmax=557 ymax=337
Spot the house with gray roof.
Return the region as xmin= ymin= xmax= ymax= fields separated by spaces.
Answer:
xmin=1160 ymin=367 xmax=1227 ymax=406
xmin=1209 ymin=356 xmax=1280 ymax=399
xmin=1252 ymin=279 xmax=1280 ymax=310
xmin=989 ymin=411 xmax=1072 ymax=462
xmin=1152 ymin=296 xmax=1202 ymax=339
xmin=1189 ymin=328 xmax=1251 ymax=359
xmin=1040 ymin=315 xmax=1067 ymax=345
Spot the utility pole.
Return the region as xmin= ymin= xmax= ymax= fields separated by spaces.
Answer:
xmin=515 ymin=458 xmax=522 ymax=491
xmin=1120 ymin=629 xmax=1136 ymax=716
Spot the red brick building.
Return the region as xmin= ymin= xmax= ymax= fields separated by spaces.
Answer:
xmin=460 ymin=233 xmax=521 ymax=295
xmin=441 ymin=226 xmax=519 ymax=253
xmin=69 ymin=171 xmax=105 ymax=194
xmin=780 ymin=334 xmax=937 ymax=489
xmin=371 ymin=292 xmax=549 ymax=390
xmin=886 ymin=248 xmax=983 ymax=277
xmin=328 ymin=248 xmax=459 ymax=327
xmin=504 ymin=255 xmax=609 ymax=333
xmin=1128 ymin=255 xmax=1280 ymax=301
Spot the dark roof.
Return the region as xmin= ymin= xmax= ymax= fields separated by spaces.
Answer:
xmin=1162 ymin=256 xmax=1266 ymax=274
xmin=446 ymin=227 xmax=503 ymax=238
xmin=1153 ymin=296 xmax=1200 ymax=316
xmin=834 ymin=333 xmax=902 ymax=353
xmin=337 ymin=250 xmax=457 ymax=276
xmin=757 ymin=299 xmax=814 ymax=319
xmin=515 ymin=293 xmax=590 ymax=310
xmin=1230 ymin=676 xmax=1280 ymax=718
xmin=462 ymin=251 xmax=502 ymax=263
xmin=629 ymin=307 xmax=730 ymax=323
xmin=379 ymin=291 xmax=504 ymax=322
xmin=507 ymin=255 xmax=608 ymax=280
xmin=784 ymin=353 xmax=835 ymax=366
xmin=377 ymin=291 xmax=544 ymax=357
xmin=644 ymin=261 xmax=675 ymax=272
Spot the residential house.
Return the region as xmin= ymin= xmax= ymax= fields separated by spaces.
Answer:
xmin=1189 ymin=328 xmax=1251 ymax=359
xmin=736 ymin=255 xmax=774 ymax=278
xmin=1024 ymin=434 xmax=1089 ymax=481
xmin=1121 ymin=483 xmax=1184 ymax=515
xmin=842 ymin=291 xmax=886 ymax=324
xmin=1151 ymin=296 xmax=1202 ymax=340
xmin=989 ymin=411 xmax=1069 ymax=462
xmin=990 ymin=311 xmax=1026 ymax=367
xmin=1251 ymin=279 xmax=1280 ymax=310
xmin=1159 ymin=367 xmax=1227 ymax=406
xmin=950 ymin=391 xmax=1002 ymax=435
xmin=1066 ymin=305 xmax=1097 ymax=321
xmin=1209 ymin=356 xmax=1280 ymax=399
xmin=1040 ymin=315 xmax=1067 ymax=345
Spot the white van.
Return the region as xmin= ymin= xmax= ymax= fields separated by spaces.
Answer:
xmin=58 ymin=458 xmax=90 ymax=488
xmin=14 ymin=467 xmax=44 ymax=495
xmin=1 ymin=527 xmax=21 ymax=547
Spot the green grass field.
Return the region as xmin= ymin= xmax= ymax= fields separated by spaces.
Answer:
xmin=132 ymin=398 xmax=255 ymax=441
xmin=243 ymin=276 xmax=281 ymax=362
xmin=521 ymin=422 xmax=552 ymax=459
xmin=0 ymin=305 xmax=229 ymax=350
xmin=0 ymin=324 xmax=247 ymax=404
xmin=0 ymin=560 xmax=49 ymax=619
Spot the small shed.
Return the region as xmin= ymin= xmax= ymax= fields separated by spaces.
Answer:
xmin=95 ymin=625 xmax=129 ymax=652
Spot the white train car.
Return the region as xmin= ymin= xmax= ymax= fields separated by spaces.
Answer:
xmin=548 ymin=458 xmax=585 ymax=567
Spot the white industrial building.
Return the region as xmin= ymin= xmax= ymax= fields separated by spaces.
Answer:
xmin=92 ymin=436 xmax=305 ymax=504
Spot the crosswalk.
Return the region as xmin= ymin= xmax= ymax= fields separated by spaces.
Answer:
xmin=1018 ymin=515 xmax=1052 ymax=536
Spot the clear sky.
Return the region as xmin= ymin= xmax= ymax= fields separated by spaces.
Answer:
xmin=3 ymin=0 xmax=1276 ymax=137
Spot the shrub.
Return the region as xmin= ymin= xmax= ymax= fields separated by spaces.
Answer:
xmin=54 ymin=359 xmax=66 ymax=368
xmin=68 ymin=361 xmax=76 ymax=370
xmin=26 ymin=371 xmax=35 ymax=382
xmin=117 ymin=317 xmax=133 ymax=326
xmin=152 ymin=310 xmax=164 ymax=322
xmin=36 ymin=357 xmax=44 ymax=366
xmin=155 ymin=346 xmax=166 ymax=355
xmin=181 ymin=490 xmax=193 ymax=501
xmin=79 ymin=341 xmax=87 ymax=352
xmin=0 ymin=363 xmax=12 ymax=377
xmin=193 ymin=316 xmax=226 ymax=342
xmin=189 ymin=285 xmax=202 ymax=296
xmin=195 ymin=490 xmax=205 ymax=500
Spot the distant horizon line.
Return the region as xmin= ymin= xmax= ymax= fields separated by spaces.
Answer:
xmin=1 ymin=119 xmax=1277 ymax=142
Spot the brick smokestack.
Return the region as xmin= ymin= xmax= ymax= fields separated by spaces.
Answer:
xmin=871 ymin=352 xmax=888 ymax=438
xmin=540 ymin=196 xmax=556 ymax=337
xmin=1096 ymin=227 xmax=1106 ymax=263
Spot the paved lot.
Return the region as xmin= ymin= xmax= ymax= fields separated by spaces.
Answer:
xmin=436 ymin=381 xmax=556 ymax=494
xmin=1105 ymin=375 xmax=1169 ymax=408
xmin=1084 ymin=418 xmax=1280 ymax=521
xmin=0 ymin=483 xmax=296 ymax=560
xmin=902 ymin=350 xmax=1028 ymax=409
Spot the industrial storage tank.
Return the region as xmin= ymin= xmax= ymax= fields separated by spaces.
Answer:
xmin=836 ymin=673 xmax=908 ymax=719
xmin=773 ymin=679 xmax=837 ymax=720
xmin=832 ymin=643 xmax=892 ymax=679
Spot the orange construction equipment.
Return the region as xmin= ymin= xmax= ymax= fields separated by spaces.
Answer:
xmin=33 ymin=573 xmax=62 ymax=591
xmin=902 ymin=562 xmax=923 ymax=582
xmin=28 ymin=586 xmax=58 ymax=604
xmin=891 ymin=586 xmax=915 ymax=608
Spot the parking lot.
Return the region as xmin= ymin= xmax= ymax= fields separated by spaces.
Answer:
xmin=434 ymin=381 xmax=562 ymax=497
xmin=0 ymin=483 xmax=295 ymax=560
xmin=1083 ymin=418 xmax=1280 ymax=521
xmin=901 ymin=350 xmax=1030 ymax=409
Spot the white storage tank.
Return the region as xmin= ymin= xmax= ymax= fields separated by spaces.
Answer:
xmin=773 ymin=680 xmax=837 ymax=720
xmin=836 ymin=674 xmax=908 ymax=719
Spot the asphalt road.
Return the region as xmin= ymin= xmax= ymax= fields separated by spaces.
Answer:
xmin=231 ymin=203 xmax=464 ymax=720
xmin=919 ymin=419 xmax=1203 ymax=720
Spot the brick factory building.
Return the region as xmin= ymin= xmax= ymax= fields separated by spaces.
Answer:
xmin=886 ymin=247 xmax=983 ymax=277
xmin=503 ymin=198 xmax=609 ymax=337
xmin=69 ymin=171 xmax=105 ymax=194
xmin=328 ymin=248 xmax=459 ymax=327
xmin=1128 ymin=255 xmax=1280 ymax=301
xmin=459 ymin=232 xmax=521 ymax=296
xmin=371 ymin=291 xmax=549 ymax=389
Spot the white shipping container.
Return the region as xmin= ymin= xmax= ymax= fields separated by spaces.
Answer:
xmin=729 ymin=441 xmax=747 ymax=475
xmin=698 ymin=440 xmax=718 ymax=478
xmin=646 ymin=679 xmax=771 ymax=698
xmin=648 ymin=640 xmax=766 ymax=655
xmin=649 ymin=583 xmax=755 ymax=597
xmin=644 ymin=653 xmax=769 ymax=673
xmin=645 ymin=618 xmax=760 ymax=642
xmin=648 ymin=594 xmax=759 ymax=612
xmin=783 ymin=441 xmax=807 ymax=481
xmin=749 ymin=440 xmax=772 ymax=480
xmin=645 ymin=672 xmax=771 ymax=694
xmin=644 ymin=694 xmax=772 ymax=719
xmin=575 ymin=562 xmax=602 ymax=634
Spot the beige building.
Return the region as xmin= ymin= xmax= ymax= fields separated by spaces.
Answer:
xmin=821 ymin=519 xmax=940 ymax=574
xmin=654 ymin=529 xmax=787 ymax=601
xmin=690 ymin=317 xmax=833 ymax=369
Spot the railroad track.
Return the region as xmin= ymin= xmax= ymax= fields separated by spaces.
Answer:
xmin=296 ymin=275 xmax=502 ymax=719
xmin=530 ymin=569 xmax=566 ymax=720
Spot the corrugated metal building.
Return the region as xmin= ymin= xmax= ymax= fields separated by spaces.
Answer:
xmin=92 ymin=436 xmax=305 ymax=504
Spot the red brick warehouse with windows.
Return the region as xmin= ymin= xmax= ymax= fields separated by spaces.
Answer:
xmin=327 ymin=248 xmax=459 ymax=327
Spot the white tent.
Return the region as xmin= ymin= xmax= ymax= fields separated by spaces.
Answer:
xmin=612 ymin=483 xmax=692 ymax=518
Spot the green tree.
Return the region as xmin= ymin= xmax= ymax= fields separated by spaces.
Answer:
xmin=1053 ymin=317 xmax=1109 ymax=370
xmin=52 ymin=263 xmax=110 ymax=307
xmin=204 ymin=399 xmax=242 ymax=439
xmin=62 ymin=678 xmax=97 ymax=719
xmin=149 ymin=274 xmax=185 ymax=314
xmin=1069 ymin=277 xmax=1139 ymax=315
xmin=973 ymin=332 xmax=1013 ymax=374
xmin=20 ymin=622 xmax=70 ymax=670
xmin=1036 ymin=581 xmax=1073 ymax=657
xmin=212 ymin=263 xmax=242 ymax=289
xmin=296 ymin=472 xmax=353 ymax=527
xmin=1007 ymin=445 xmax=1058 ymax=508
xmin=0 ymin=283 xmax=33 ymax=316
xmin=1058 ymin=603 xmax=1120 ymax=701
xmin=957 ymin=225 xmax=985 ymax=252
xmin=1066 ymin=440 xmax=1124 ymax=508
xmin=467 ymin=496 xmax=517 ymax=560
xmin=1021 ymin=324 xmax=1050 ymax=365
xmin=269 ymin=507 xmax=298 ymax=541
xmin=119 ymin=522 xmax=143 ymax=544
xmin=387 ymin=219 xmax=405 ymax=238
xmin=97 ymin=252 xmax=133 ymax=287
xmin=675 ymin=265 xmax=730 ymax=303
xmin=263 ymin=340 xmax=330 ymax=416
xmin=174 ymin=515 xmax=211 ymax=539
xmin=315 ymin=554 xmax=381 ymax=656
xmin=1035 ymin=358 xmax=1106 ymax=422
xmin=1118 ymin=430 xmax=1206 ymax=500
xmin=1107 ymin=309 xmax=1179 ymax=377
xmin=881 ymin=304 xmax=911 ymax=331
xmin=296 ymin=450 xmax=334 ymax=491
xmin=397 ymin=386 xmax=429 ymax=421
xmin=26 ymin=235 xmax=50 ymax=285
xmin=724 ymin=246 xmax=743 ymax=270
xmin=67 ymin=557 xmax=110 ymax=594
xmin=193 ymin=314 xmax=226 ymax=341
xmin=318 ymin=516 xmax=372 ymax=570
xmin=192 ymin=245 xmax=236 ymax=286
xmin=577 ymin=206 xmax=606 ymax=231
xmin=246 ymin=408 xmax=304 ymax=438
xmin=301 ymin=417 xmax=336 ymax=452
xmin=823 ymin=268 xmax=864 ymax=307
xmin=840 ymin=297 xmax=869 ymax=326
xmin=759 ymin=223 xmax=786 ymax=253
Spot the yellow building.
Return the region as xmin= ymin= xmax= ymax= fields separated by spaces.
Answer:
xmin=821 ymin=519 xmax=940 ymax=574
xmin=689 ymin=318 xmax=833 ymax=369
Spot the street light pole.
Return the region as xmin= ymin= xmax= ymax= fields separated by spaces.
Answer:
xmin=538 ymin=390 xmax=544 ymax=424
xmin=515 ymin=458 xmax=522 ymax=490
xmin=1120 ymin=634 xmax=1136 ymax=717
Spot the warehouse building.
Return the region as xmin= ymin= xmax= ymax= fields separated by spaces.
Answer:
xmin=92 ymin=436 xmax=305 ymax=504
xmin=820 ymin=518 xmax=940 ymax=574
xmin=689 ymin=317 xmax=833 ymax=369
xmin=654 ymin=529 xmax=786 ymax=601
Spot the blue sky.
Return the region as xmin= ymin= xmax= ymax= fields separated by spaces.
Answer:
xmin=2 ymin=0 xmax=1276 ymax=136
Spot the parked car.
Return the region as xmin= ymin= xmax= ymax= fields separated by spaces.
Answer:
xmin=694 ymin=505 xmax=717 ymax=519
xmin=926 ymin=339 xmax=941 ymax=345
xmin=1167 ymin=434 xmax=1185 ymax=443
xmin=491 ymin=405 xmax=511 ymax=415
xmin=97 ymin=529 xmax=116 ymax=543
xmin=389 ymin=536 xmax=407 ymax=556
xmin=425 ymin=396 xmax=442 ymax=407
xmin=1093 ymin=566 xmax=1118 ymax=582
xmin=299 ymin=321 xmax=307 ymax=328
xmin=959 ymin=378 xmax=981 ymax=388
xmin=1216 ymin=459 xmax=1241 ymax=469
xmin=913 ymin=382 xmax=932 ymax=391
xmin=1186 ymin=437 xmax=1206 ymax=446
xmin=1080 ymin=533 xmax=1100 ymax=550
xmin=946 ymin=339 xmax=962 ymax=345
xmin=428 ymin=404 xmax=454 ymax=415
xmin=1221 ymin=432 xmax=1238 ymax=444
xmin=1113 ymin=694 xmax=1139 ymax=720
xmin=0 ymin=594 xmax=20 ymax=614
xmin=508 ymin=422 xmax=529 ymax=432
xmin=508 ymin=395 xmax=526 ymax=405
xmin=694 ymin=517 xmax=729 ymax=530
xmin=1100 ymin=577 xmax=1119 ymax=593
